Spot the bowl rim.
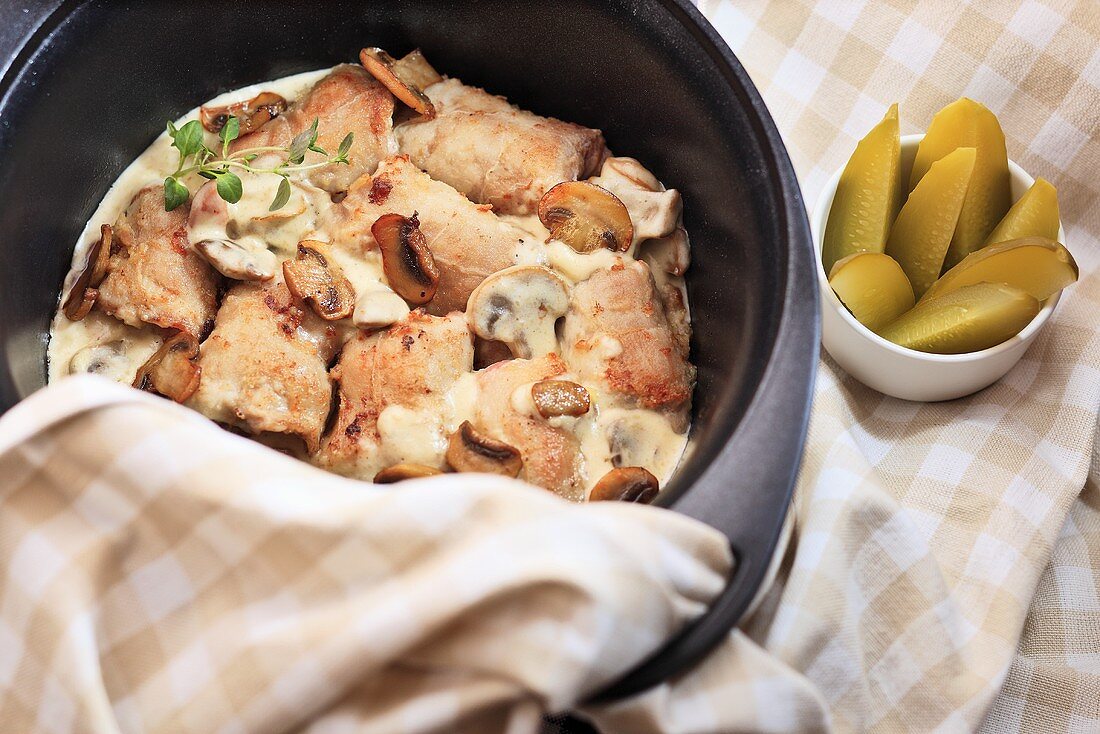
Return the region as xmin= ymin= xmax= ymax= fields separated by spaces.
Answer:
xmin=811 ymin=132 xmax=1064 ymax=364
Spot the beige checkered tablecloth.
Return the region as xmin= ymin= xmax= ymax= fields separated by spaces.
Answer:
xmin=3 ymin=1 xmax=1100 ymax=732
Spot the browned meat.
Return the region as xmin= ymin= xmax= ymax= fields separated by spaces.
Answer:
xmin=327 ymin=155 xmax=530 ymax=315
xmin=562 ymin=260 xmax=694 ymax=430
xmin=230 ymin=65 xmax=395 ymax=193
xmin=395 ymin=79 xmax=606 ymax=215
xmin=474 ymin=355 xmax=584 ymax=500
xmin=96 ymin=186 xmax=219 ymax=337
xmin=186 ymin=278 xmax=340 ymax=452
xmin=315 ymin=311 xmax=474 ymax=476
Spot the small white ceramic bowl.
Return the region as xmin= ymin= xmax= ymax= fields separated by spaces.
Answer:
xmin=811 ymin=134 xmax=1065 ymax=402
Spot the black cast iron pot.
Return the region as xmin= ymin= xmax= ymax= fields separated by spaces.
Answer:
xmin=0 ymin=0 xmax=818 ymax=712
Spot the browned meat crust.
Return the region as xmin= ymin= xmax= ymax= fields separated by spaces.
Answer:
xmin=474 ymin=355 xmax=584 ymax=500
xmin=563 ymin=261 xmax=694 ymax=430
xmin=328 ymin=155 xmax=530 ymax=315
xmin=315 ymin=311 xmax=474 ymax=475
xmin=96 ymin=186 xmax=219 ymax=337
xmin=230 ymin=64 xmax=395 ymax=193
xmin=186 ymin=278 xmax=340 ymax=452
xmin=396 ymin=79 xmax=606 ymax=215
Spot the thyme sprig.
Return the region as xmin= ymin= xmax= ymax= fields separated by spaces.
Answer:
xmin=162 ymin=117 xmax=354 ymax=212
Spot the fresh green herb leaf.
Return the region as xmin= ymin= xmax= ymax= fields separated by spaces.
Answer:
xmin=171 ymin=120 xmax=204 ymax=158
xmin=308 ymin=143 xmax=329 ymax=156
xmin=220 ymin=116 xmax=240 ymax=156
xmin=215 ymin=171 xmax=243 ymax=204
xmin=337 ymin=132 xmax=354 ymax=160
xmin=163 ymin=177 xmax=190 ymax=211
xmin=269 ymin=176 xmax=292 ymax=212
xmin=286 ymin=121 xmax=316 ymax=165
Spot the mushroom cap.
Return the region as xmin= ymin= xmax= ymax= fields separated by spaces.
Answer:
xmin=538 ymin=181 xmax=633 ymax=253
xmin=465 ymin=265 xmax=570 ymax=359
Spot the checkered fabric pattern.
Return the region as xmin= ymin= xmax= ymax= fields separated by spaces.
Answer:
xmin=0 ymin=379 xmax=731 ymax=732
xmin=3 ymin=2 xmax=1100 ymax=732
xmin=598 ymin=0 xmax=1100 ymax=731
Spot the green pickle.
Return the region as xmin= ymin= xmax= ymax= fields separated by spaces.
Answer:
xmin=885 ymin=147 xmax=976 ymax=298
xmin=878 ymin=282 xmax=1039 ymax=354
xmin=984 ymin=178 xmax=1060 ymax=245
xmin=829 ymin=253 xmax=915 ymax=331
xmin=921 ymin=236 xmax=1078 ymax=303
xmin=822 ymin=104 xmax=902 ymax=274
xmin=910 ymin=98 xmax=1011 ymax=270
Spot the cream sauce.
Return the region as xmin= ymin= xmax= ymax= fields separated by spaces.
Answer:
xmin=47 ymin=67 xmax=693 ymax=498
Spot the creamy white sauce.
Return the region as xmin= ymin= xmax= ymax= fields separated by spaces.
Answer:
xmin=47 ymin=67 xmax=693 ymax=498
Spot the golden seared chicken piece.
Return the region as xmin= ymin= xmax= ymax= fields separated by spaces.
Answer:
xmin=395 ymin=79 xmax=606 ymax=215
xmin=186 ymin=278 xmax=340 ymax=452
xmin=96 ymin=186 xmax=219 ymax=337
xmin=473 ymin=354 xmax=585 ymax=500
xmin=563 ymin=260 xmax=694 ymax=431
xmin=230 ymin=64 xmax=396 ymax=193
xmin=315 ymin=311 xmax=474 ymax=477
xmin=328 ymin=155 xmax=531 ymax=314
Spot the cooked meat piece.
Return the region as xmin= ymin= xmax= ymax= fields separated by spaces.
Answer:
xmin=96 ymin=186 xmax=219 ymax=337
xmin=230 ymin=64 xmax=396 ymax=193
xmin=186 ymin=278 xmax=340 ymax=452
xmin=395 ymin=79 xmax=606 ymax=215
xmin=327 ymin=155 xmax=531 ymax=315
xmin=562 ymin=260 xmax=694 ymax=431
xmin=315 ymin=311 xmax=474 ymax=477
xmin=474 ymin=354 xmax=585 ymax=500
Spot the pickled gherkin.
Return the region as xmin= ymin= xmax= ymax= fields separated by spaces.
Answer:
xmin=921 ymin=236 xmax=1078 ymax=303
xmin=822 ymin=104 xmax=902 ymax=273
xmin=910 ymin=98 xmax=1011 ymax=270
xmin=984 ymin=178 xmax=1060 ymax=246
xmin=878 ymin=282 xmax=1039 ymax=354
xmin=828 ymin=253 xmax=914 ymax=331
xmin=885 ymin=147 xmax=975 ymax=298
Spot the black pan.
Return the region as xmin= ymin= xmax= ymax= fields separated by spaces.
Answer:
xmin=0 ymin=0 xmax=818 ymax=713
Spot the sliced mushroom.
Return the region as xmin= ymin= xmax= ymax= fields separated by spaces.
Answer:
xmin=374 ymin=463 xmax=444 ymax=483
xmin=371 ymin=212 xmax=440 ymax=305
xmin=353 ymin=280 xmax=412 ymax=330
xmin=538 ymin=181 xmax=633 ymax=253
xmin=283 ymin=241 xmax=356 ymax=320
xmin=68 ymin=340 xmax=128 ymax=377
xmin=200 ymin=91 xmax=288 ymax=134
xmin=445 ymin=421 xmax=522 ymax=477
xmin=62 ymin=224 xmax=112 ymax=321
xmin=639 ymin=227 xmax=691 ymax=276
xmin=195 ymin=238 xmax=278 ymax=281
xmin=466 ymin=265 xmax=569 ymax=359
xmin=591 ymin=157 xmax=682 ymax=246
xmin=589 ymin=467 xmax=659 ymax=503
xmin=392 ymin=49 xmax=443 ymax=90
xmin=132 ymin=332 xmax=201 ymax=403
xmin=360 ymin=47 xmax=437 ymax=118
xmin=531 ymin=379 xmax=590 ymax=418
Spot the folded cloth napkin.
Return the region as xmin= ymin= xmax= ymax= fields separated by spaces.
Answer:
xmin=0 ymin=377 xmax=731 ymax=732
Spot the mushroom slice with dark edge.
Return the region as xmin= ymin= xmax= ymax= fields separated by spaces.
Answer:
xmin=466 ymin=265 xmax=569 ymax=359
xmin=374 ymin=463 xmax=444 ymax=483
xmin=283 ymin=241 xmax=356 ymax=320
xmin=589 ymin=466 xmax=659 ymax=503
xmin=195 ymin=238 xmax=278 ymax=282
xmin=371 ymin=212 xmax=440 ymax=305
xmin=446 ymin=421 xmax=523 ymax=477
xmin=538 ymin=181 xmax=633 ymax=253
xmin=531 ymin=379 xmax=590 ymax=418
xmin=132 ymin=332 xmax=201 ymax=403
xmin=360 ymin=47 xmax=438 ymax=118
xmin=62 ymin=224 xmax=112 ymax=321
xmin=68 ymin=340 xmax=128 ymax=377
xmin=200 ymin=91 xmax=288 ymax=134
